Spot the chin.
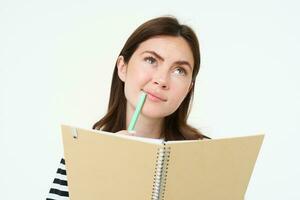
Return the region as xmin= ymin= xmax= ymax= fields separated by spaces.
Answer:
xmin=142 ymin=107 xmax=171 ymax=119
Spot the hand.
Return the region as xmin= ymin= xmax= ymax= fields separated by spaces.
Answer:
xmin=115 ymin=130 xmax=137 ymax=137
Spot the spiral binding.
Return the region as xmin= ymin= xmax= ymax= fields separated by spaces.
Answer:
xmin=151 ymin=143 xmax=171 ymax=200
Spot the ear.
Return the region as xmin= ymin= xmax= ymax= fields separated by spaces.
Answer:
xmin=117 ymin=56 xmax=127 ymax=82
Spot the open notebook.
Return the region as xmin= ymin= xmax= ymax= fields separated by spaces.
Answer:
xmin=61 ymin=124 xmax=264 ymax=200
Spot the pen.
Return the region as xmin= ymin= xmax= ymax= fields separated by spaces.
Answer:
xmin=128 ymin=91 xmax=147 ymax=131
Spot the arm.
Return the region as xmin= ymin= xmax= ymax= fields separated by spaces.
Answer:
xmin=46 ymin=158 xmax=69 ymax=200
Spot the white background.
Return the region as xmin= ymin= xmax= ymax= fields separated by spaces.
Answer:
xmin=0 ymin=0 xmax=299 ymax=199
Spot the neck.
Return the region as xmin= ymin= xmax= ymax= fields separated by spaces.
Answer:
xmin=126 ymin=103 xmax=164 ymax=139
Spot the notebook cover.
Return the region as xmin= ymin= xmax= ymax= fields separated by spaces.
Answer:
xmin=163 ymin=135 xmax=264 ymax=200
xmin=61 ymin=125 xmax=162 ymax=200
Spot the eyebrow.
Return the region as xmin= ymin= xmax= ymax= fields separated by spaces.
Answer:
xmin=141 ymin=50 xmax=192 ymax=70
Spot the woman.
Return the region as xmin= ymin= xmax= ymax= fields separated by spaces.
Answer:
xmin=47 ymin=15 xmax=209 ymax=200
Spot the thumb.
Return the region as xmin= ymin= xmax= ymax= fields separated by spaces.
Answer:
xmin=128 ymin=130 xmax=136 ymax=135
xmin=116 ymin=130 xmax=136 ymax=136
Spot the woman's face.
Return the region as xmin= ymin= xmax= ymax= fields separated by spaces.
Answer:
xmin=117 ymin=35 xmax=194 ymax=119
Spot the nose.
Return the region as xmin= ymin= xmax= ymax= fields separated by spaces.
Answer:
xmin=152 ymin=69 xmax=169 ymax=89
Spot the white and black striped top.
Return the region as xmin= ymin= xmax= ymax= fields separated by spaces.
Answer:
xmin=47 ymin=158 xmax=69 ymax=200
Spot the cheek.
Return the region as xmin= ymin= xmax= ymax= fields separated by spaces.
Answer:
xmin=129 ymin=65 xmax=152 ymax=87
xmin=168 ymin=81 xmax=191 ymax=109
xmin=124 ymin=66 xmax=152 ymax=101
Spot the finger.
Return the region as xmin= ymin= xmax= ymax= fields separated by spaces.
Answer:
xmin=116 ymin=130 xmax=136 ymax=136
xmin=128 ymin=130 xmax=136 ymax=136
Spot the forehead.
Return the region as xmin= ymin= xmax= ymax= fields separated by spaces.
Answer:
xmin=135 ymin=35 xmax=194 ymax=66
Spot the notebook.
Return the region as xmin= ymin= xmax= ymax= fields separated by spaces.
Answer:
xmin=61 ymin=124 xmax=264 ymax=200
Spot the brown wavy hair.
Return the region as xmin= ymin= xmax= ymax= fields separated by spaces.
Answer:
xmin=92 ymin=16 xmax=209 ymax=141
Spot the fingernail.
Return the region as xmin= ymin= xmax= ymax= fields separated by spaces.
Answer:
xmin=128 ymin=130 xmax=136 ymax=134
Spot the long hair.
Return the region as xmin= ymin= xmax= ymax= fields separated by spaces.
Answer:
xmin=93 ymin=16 xmax=209 ymax=140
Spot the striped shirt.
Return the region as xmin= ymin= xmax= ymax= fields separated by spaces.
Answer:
xmin=47 ymin=158 xmax=69 ymax=200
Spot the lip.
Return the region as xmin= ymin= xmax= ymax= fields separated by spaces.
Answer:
xmin=143 ymin=90 xmax=167 ymax=102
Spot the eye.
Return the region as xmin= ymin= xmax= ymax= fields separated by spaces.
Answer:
xmin=173 ymin=67 xmax=187 ymax=76
xmin=144 ymin=56 xmax=157 ymax=64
